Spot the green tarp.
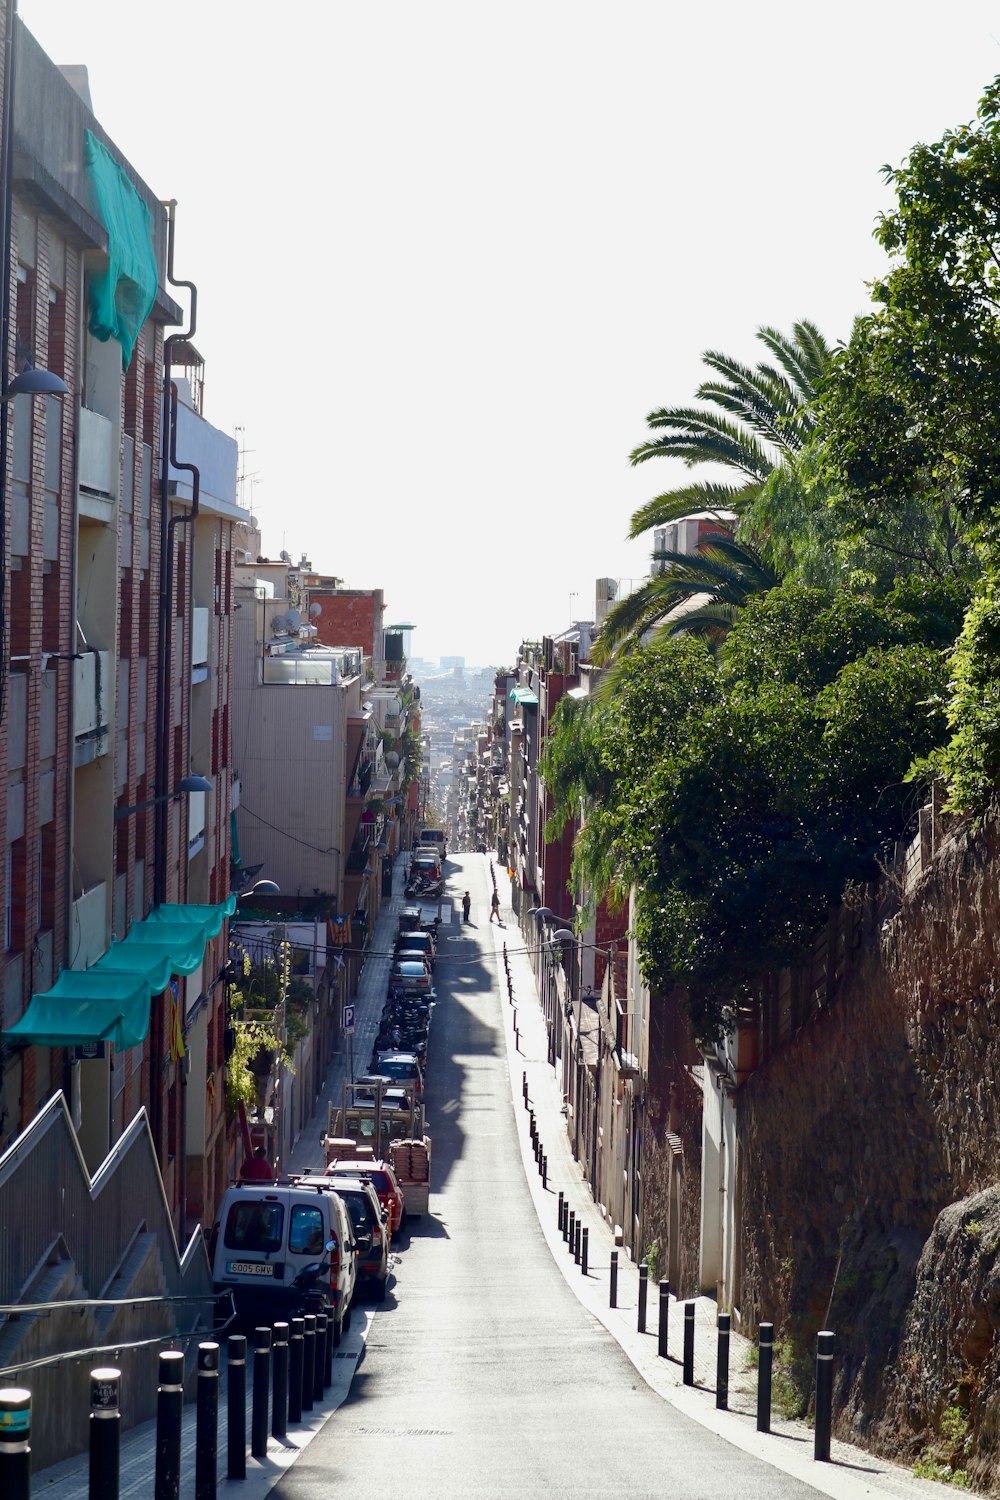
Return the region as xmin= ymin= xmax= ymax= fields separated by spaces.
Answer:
xmin=4 ymin=896 xmax=236 ymax=1051
xmin=84 ymin=129 xmax=159 ymax=369
xmin=509 ymin=685 xmax=539 ymax=705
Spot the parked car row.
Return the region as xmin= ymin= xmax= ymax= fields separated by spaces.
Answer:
xmin=209 ymin=864 xmax=443 ymax=1343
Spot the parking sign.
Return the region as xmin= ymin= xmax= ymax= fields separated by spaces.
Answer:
xmin=342 ymin=1004 xmax=356 ymax=1035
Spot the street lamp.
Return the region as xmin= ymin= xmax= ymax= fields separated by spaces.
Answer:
xmin=114 ymin=772 xmax=213 ymax=820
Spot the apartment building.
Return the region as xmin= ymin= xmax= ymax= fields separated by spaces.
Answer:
xmin=0 ymin=21 xmax=241 ymax=1236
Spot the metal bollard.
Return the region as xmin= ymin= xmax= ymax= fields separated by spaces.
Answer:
xmin=196 ymin=1342 xmax=219 ymax=1500
xmin=658 ymin=1280 xmax=670 ymax=1358
xmin=638 ymin=1264 xmax=648 ymax=1332
xmin=581 ymin=1227 xmax=589 ymax=1276
xmin=557 ymin=1191 xmax=564 ymax=1232
xmin=522 ymin=1071 xmax=528 ymax=1105
xmin=683 ymin=1303 xmax=695 ymax=1386
xmin=814 ymin=1330 xmax=834 ymax=1461
xmin=251 ymin=1327 xmax=271 ymax=1460
xmin=227 ymin=1335 xmax=247 ymax=1480
xmin=155 ymin=1350 xmax=185 ymax=1500
xmin=271 ymin=1323 xmax=289 ymax=1440
xmin=574 ymin=1219 xmax=581 ymax=1266
xmin=567 ymin=1209 xmax=575 ymax=1250
xmin=302 ymin=1316 xmax=316 ymax=1413
xmin=0 ymin=1387 xmax=31 ymax=1500
xmin=288 ymin=1318 xmax=304 ymax=1424
xmin=610 ymin=1250 xmax=618 ymax=1308
xmin=757 ymin=1322 xmax=773 ymax=1432
xmin=716 ymin=1313 xmax=730 ymax=1410
xmin=323 ymin=1311 xmax=334 ymax=1388
xmin=313 ymin=1315 xmax=327 ymax=1403
xmin=89 ymin=1366 xmax=121 ymax=1500
xmin=542 ymin=1155 xmax=548 ymax=1190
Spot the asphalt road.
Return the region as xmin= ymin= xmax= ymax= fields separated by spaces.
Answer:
xmin=275 ymin=854 xmax=819 ymax=1499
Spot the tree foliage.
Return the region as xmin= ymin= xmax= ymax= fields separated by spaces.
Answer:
xmin=820 ymin=78 xmax=1000 ymax=547
xmin=544 ymin=588 xmax=952 ymax=1041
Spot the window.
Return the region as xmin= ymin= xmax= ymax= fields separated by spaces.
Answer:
xmin=288 ymin=1205 xmax=324 ymax=1256
xmin=225 ymin=1200 xmax=283 ymax=1253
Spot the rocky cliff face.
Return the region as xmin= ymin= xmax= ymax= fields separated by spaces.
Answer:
xmin=738 ymin=814 xmax=1000 ymax=1485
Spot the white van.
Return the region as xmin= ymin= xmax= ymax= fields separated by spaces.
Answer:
xmin=417 ymin=829 xmax=447 ymax=861
xmin=210 ymin=1182 xmax=357 ymax=1343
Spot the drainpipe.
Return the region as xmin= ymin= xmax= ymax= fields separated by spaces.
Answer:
xmin=156 ymin=201 xmax=198 ymax=1239
xmin=154 ymin=200 xmax=197 ymax=908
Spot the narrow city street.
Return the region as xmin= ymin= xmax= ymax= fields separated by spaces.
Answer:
xmin=275 ymin=854 xmax=818 ymax=1500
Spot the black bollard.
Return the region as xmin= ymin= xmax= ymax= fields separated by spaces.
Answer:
xmin=542 ymin=1153 xmax=547 ymax=1190
xmin=323 ymin=1311 xmax=334 ymax=1388
xmin=226 ymin=1335 xmax=247 ymax=1480
xmin=658 ymin=1280 xmax=670 ymax=1358
xmin=610 ymin=1250 xmax=619 ymax=1308
xmin=522 ymin=1071 xmax=528 ymax=1105
xmin=638 ymin=1264 xmax=648 ymax=1332
xmin=581 ymin=1228 xmax=589 ymax=1276
xmin=814 ymin=1330 xmax=834 ymax=1461
xmin=89 ymin=1366 xmax=121 ymax=1500
xmin=683 ymin=1302 xmax=695 ymax=1386
xmin=574 ymin=1219 xmax=581 ymax=1266
xmin=716 ymin=1313 xmax=730 ymax=1410
xmin=313 ymin=1316 xmax=327 ymax=1403
xmin=557 ymin=1191 xmax=564 ymax=1232
xmin=251 ymin=1327 xmax=271 ymax=1460
xmin=0 ymin=1387 xmax=31 ymax=1500
xmin=155 ymin=1350 xmax=185 ymax=1500
xmin=567 ymin=1209 xmax=575 ymax=1250
xmin=302 ymin=1316 xmax=316 ymax=1413
xmin=288 ymin=1318 xmax=304 ymax=1424
xmin=271 ymin=1323 xmax=289 ymax=1440
xmin=196 ymin=1342 xmax=219 ymax=1500
xmin=757 ymin=1322 xmax=773 ymax=1433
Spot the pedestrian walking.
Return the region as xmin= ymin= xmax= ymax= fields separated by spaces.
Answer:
xmin=489 ymin=890 xmax=501 ymax=924
xmin=462 ymin=891 xmax=471 ymax=923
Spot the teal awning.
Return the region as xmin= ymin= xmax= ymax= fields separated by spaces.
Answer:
xmin=510 ymin=685 xmax=539 ymax=706
xmin=4 ymin=896 xmax=236 ymax=1051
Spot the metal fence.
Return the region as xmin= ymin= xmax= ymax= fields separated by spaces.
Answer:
xmin=0 ymin=1093 xmax=214 ymax=1467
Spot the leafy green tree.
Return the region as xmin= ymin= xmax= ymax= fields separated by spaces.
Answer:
xmin=913 ymin=567 xmax=1000 ymax=816
xmin=547 ymin=587 xmax=954 ymax=1041
xmin=820 ymin=77 xmax=1000 ymax=548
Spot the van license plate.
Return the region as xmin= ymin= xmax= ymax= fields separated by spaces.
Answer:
xmin=228 ymin=1261 xmax=274 ymax=1276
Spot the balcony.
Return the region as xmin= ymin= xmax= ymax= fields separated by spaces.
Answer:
xmin=71 ymin=881 xmax=108 ymax=970
xmin=74 ymin=650 xmax=110 ymax=766
xmin=192 ymin=607 xmax=210 ymax=681
xmin=78 ymin=407 xmax=116 ymax=522
xmin=188 ymin=790 xmax=207 ymax=856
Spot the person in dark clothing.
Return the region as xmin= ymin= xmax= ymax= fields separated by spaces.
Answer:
xmin=489 ymin=890 xmax=501 ymax=923
xmin=462 ymin=892 xmax=472 ymax=923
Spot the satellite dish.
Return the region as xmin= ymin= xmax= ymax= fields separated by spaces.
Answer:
xmin=309 ymin=602 xmax=322 ymax=618
xmin=286 ymin=609 xmax=302 ymax=629
xmin=271 ymin=613 xmax=289 ymax=634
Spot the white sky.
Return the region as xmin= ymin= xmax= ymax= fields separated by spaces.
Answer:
xmin=19 ymin=0 xmax=1000 ymax=667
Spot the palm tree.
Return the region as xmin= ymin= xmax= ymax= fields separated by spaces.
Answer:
xmin=592 ymin=534 xmax=779 ymax=664
xmin=627 ymin=321 xmax=832 ymax=540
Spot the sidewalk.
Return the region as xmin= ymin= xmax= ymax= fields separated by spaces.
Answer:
xmin=489 ymin=891 xmax=942 ymax=1500
xmin=36 ymin=865 xmax=414 ymax=1499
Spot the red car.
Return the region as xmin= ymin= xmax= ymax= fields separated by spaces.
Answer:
xmin=326 ymin=1158 xmax=406 ymax=1238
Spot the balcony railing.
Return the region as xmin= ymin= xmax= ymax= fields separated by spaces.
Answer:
xmin=73 ymin=650 xmax=110 ymax=763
